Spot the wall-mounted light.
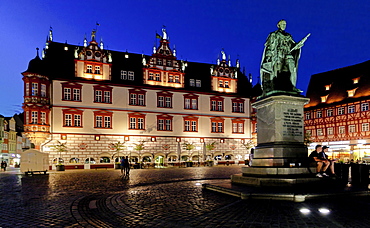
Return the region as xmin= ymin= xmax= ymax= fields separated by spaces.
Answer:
xmin=220 ymin=139 xmax=225 ymax=143
xmin=95 ymin=135 xmax=100 ymax=141
xmin=176 ymin=137 xmax=181 ymax=142
xmin=124 ymin=136 xmax=130 ymax=141
xmin=61 ymin=134 xmax=67 ymax=140
xmin=200 ymin=138 xmax=204 ymax=143
xmin=151 ymin=137 xmax=157 ymax=142
xmin=241 ymin=139 xmax=245 ymax=143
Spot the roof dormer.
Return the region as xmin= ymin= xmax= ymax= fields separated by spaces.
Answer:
xmin=210 ymin=50 xmax=239 ymax=93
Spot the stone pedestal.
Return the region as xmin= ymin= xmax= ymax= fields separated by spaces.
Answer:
xmin=236 ymin=95 xmax=311 ymax=182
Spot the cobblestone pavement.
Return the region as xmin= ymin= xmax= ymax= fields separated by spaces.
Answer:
xmin=1 ymin=166 xmax=370 ymax=227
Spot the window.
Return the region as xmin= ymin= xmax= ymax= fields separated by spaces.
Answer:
xmin=339 ymin=126 xmax=345 ymax=134
xmin=305 ymin=112 xmax=311 ymax=120
xmin=168 ymin=75 xmax=174 ymax=82
xmin=64 ymin=88 xmax=71 ymax=100
xmin=95 ymin=66 xmax=101 ymax=74
xmin=128 ymin=113 xmax=145 ymax=130
xmin=128 ymin=71 xmax=134 ymax=80
xmin=73 ymin=89 xmax=80 ymax=101
xmin=32 ymin=83 xmax=38 ymax=96
xmin=94 ymin=85 xmax=112 ymax=103
xmin=157 ymin=59 xmax=162 ymax=65
xmin=41 ymin=112 xmax=46 ymax=124
xmin=218 ymin=79 xmax=230 ymax=89
xmin=157 ymin=91 xmax=173 ymax=108
xmin=87 ymin=65 xmax=93 ymax=73
xmin=327 ymin=109 xmax=333 ymax=117
xmin=41 ymin=84 xmax=46 ymax=97
xmin=348 ymin=105 xmax=355 ymax=114
xmin=349 ymin=125 xmax=356 ymax=133
xmin=211 ymin=118 xmax=224 ymax=133
xmin=317 ymin=129 xmax=323 ymax=136
xmin=129 ymin=89 xmax=146 ymax=106
xmin=148 ymin=72 xmax=154 ymax=80
xmin=121 ymin=70 xmax=127 ymax=80
xmin=362 ymin=123 xmax=369 ymax=132
xmin=94 ymin=111 xmax=112 ymax=129
xmin=184 ymin=94 xmax=198 ymax=110
xmin=232 ymin=119 xmax=245 ymax=134
xmin=361 ymin=103 xmax=369 ymax=111
xmin=316 ymin=111 xmax=322 ymax=118
xmin=210 ymin=96 xmax=224 ymax=111
xmin=155 ymin=73 xmax=161 ymax=81
xmin=190 ymin=79 xmax=195 ymax=87
xmin=157 ymin=115 xmax=173 ymax=131
xmin=232 ymin=98 xmax=245 ymax=113
xmin=175 ymin=75 xmax=180 ymax=83
xmin=62 ymin=83 xmax=82 ymax=101
xmin=338 ymin=107 xmax=345 ymax=115
xmin=31 ymin=111 xmax=38 ymax=124
xmin=26 ymin=83 xmax=29 ymax=96
xmin=327 ymin=127 xmax=334 ymax=135
xmin=184 ymin=116 xmax=198 ymax=132
xmin=63 ymin=109 xmax=83 ymax=127
xmin=196 ymin=80 xmax=201 ymax=87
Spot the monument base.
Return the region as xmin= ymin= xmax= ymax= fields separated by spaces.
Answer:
xmin=231 ymin=171 xmax=318 ymax=187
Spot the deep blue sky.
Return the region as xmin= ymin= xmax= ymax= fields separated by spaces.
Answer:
xmin=1 ymin=0 xmax=369 ymax=116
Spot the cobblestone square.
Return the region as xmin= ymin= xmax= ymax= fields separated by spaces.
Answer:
xmin=1 ymin=166 xmax=370 ymax=227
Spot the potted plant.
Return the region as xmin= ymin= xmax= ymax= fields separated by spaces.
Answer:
xmin=183 ymin=142 xmax=195 ymax=167
xmin=51 ymin=141 xmax=67 ymax=171
xmin=110 ymin=141 xmax=126 ymax=169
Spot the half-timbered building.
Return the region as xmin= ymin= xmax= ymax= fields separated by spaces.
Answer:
xmin=304 ymin=60 xmax=370 ymax=161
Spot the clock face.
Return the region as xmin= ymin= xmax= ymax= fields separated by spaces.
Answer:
xmin=219 ymin=68 xmax=224 ymax=73
xmin=86 ymin=51 xmax=92 ymax=56
xmin=225 ymin=69 xmax=230 ymax=73
xmin=95 ymin=52 xmax=101 ymax=57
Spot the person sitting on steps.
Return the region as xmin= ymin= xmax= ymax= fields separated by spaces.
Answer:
xmin=309 ymin=145 xmax=330 ymax=178
xmin=319 ymin=146 xmax=337 ymax=177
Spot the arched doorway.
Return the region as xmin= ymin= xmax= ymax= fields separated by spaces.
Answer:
xmin=155 ymin=155 xmax=164 ymax=167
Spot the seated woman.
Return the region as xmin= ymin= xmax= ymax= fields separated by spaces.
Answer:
xmin=319 ymin=146 xmax=336 ymax=177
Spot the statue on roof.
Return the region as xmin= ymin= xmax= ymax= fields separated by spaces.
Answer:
xmin=221 ymin=50 xmax=226 ymax=60
xmin=260 ymin=19 xmax=310 ymax=96
xmin=162 ymin=28 xmax=168 ymax=40
xmin=91 ymin=29 xmax=97 ymax=41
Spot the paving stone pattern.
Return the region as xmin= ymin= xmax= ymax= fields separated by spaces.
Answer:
xmin=1 ymin=166 xmax=370 ymax=227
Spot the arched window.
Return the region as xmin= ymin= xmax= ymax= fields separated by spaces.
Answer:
xmin=69 ymin=158 xmax=79 ymax=163
xmin=85 ymin=158 xmax=96 ymax=164
xmin=100 ymin=157 xmax=110 ymax=163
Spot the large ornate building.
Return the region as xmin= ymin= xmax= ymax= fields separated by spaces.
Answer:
xmin=304 ymin=60 xmax=370 ymax=162
xmin=22 ymin=28 xmax=255 ymax=168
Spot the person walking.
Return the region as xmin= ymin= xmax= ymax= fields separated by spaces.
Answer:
xmin=123 ymin=156 xmax=130 ymax=175
xmin=120 ymin=157 xmax=125 ymax=175
xmin=1 ymin=161 xmax=7 ymax=171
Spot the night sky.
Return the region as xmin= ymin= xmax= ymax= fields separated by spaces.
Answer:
xmin=1 ymin=0 xmax=369 ymax=116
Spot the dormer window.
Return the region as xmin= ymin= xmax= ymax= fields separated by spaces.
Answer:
xmin=321 ymin=95 xmax=328 ymax=103
xmin=157 ymin=59 xmax=162 ymax=65
xmin=87 ymin=65 xmax=93 ymax=73
xmin=224 ymin=81 xmax=229 ymax=88
xmin=95 ymin=66 xmax=101 ymax=74
xmin=125 ymin=54 xmax=129 ymax=58
xmin=347 ymin=88 xmax=357 ymax=97
xmin=196 ymin=80 xmax=201 ymax=87
xmin=189 ymin=79 xmax=195 ymax=87
xmin=353 ymin=77 xmax=360 ymax=84
xmin=325 ymin=84 xmax=331 ymax=90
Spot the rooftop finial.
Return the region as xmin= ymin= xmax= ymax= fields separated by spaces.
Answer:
xmin=48 ymin=26 xmax=53 ymax=42
xmin=36 ymin=47 xmax=39 ymax=57
xmin=162 ymin=26 xmax=168 ymax=40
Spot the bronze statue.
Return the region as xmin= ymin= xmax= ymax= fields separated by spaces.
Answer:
xmin=260 ymin=20 xmax=310 ymax=95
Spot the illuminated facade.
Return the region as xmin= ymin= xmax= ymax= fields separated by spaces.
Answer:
xmin=304 ymin=60 xmax=370 ymax=162
xmin=22 ymin=28 xmax=255 ymax=168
